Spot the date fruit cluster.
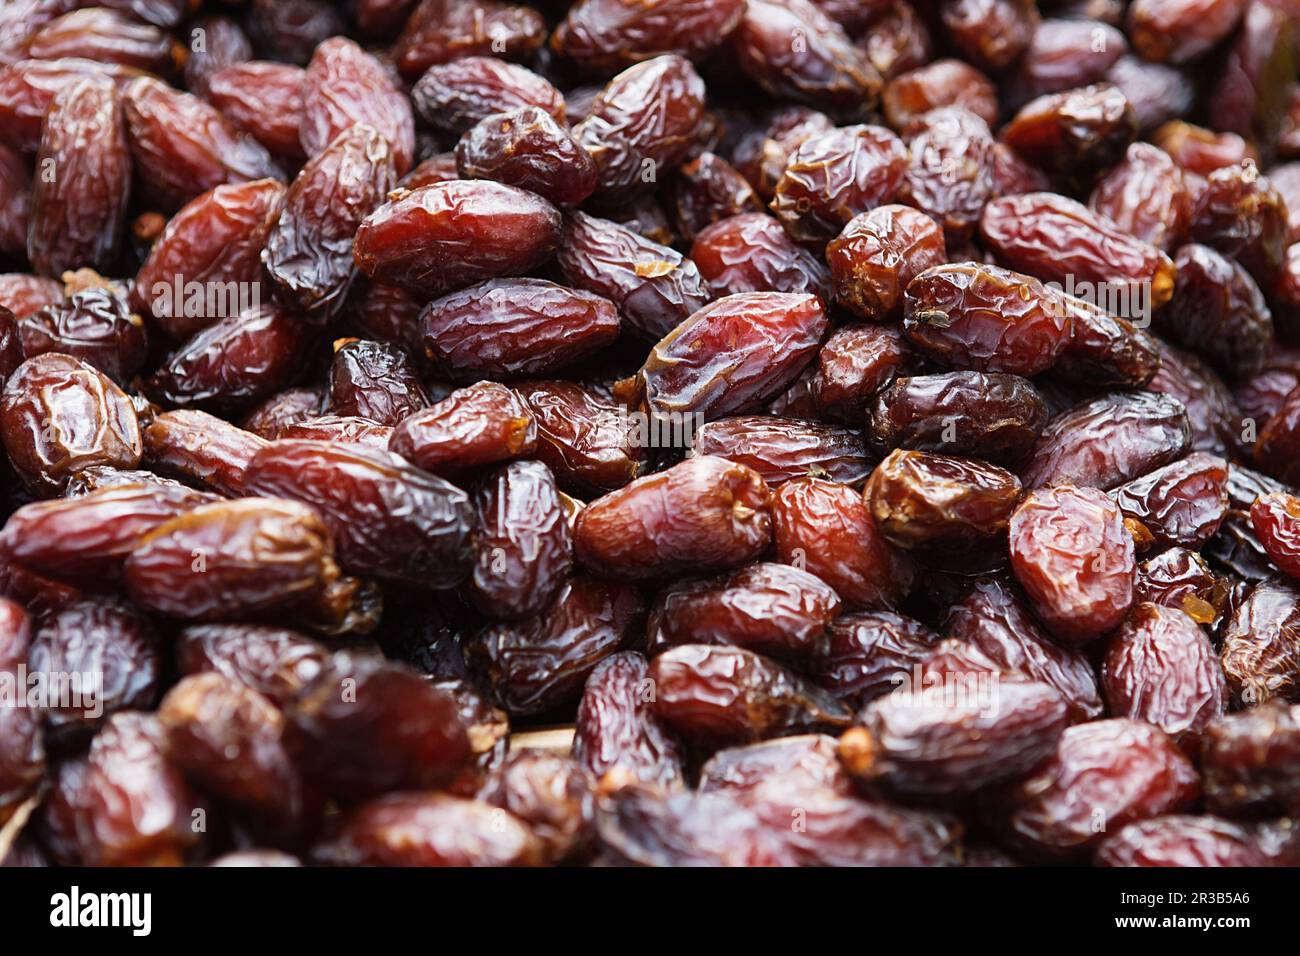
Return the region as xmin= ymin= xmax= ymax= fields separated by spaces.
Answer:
xmin=2 ymin=0 xmax=1300 ymax=868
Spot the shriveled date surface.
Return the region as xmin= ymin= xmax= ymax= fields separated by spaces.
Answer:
xmin=1 ymin=0 xmax=1295 ymax=872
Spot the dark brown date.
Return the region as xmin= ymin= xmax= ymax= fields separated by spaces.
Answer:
xmin=691 ymin=416 xmax=872 ymax=486
xmin=353 ymin=180 xmax=562 ymax=298
xmin=946 ymin=577 xmax=1103 ymax=722
xmin=997 ymin=718 xmax=1199 ymax=860
xmin=242 ymin=439 xmax=473 ymax=589
xmin=264 ymin=125 xmax=396 ymax=320
xmin=389 ymin=381 xmax=535 ymax=476
xmin=422 ymin=279 xmax=619 ymax=381
xmin=772 ymin=476 xmax=915 ymax=610
xmin=623 ymin=292 xmax=827 ymax=422
xmin=123 ymin=498 xmax=338 ymax=622
xmin=649 ymin=644 xmax=852 ymax=749
xmin=470 ymin=460 xmax=572 ymax=620
xmin=1009 ymin=484 xmax=1136 ymax=645
xmin=572 ymin=651 xmax=687 ymax=792
xmin=902 ymin=263 xmax=1072 ymax=376
xmin=871 ymin=371 xmax=1049 ymax=468
xmin=27 ymin=77 xmax=130 ymax=278
xmin=557 ymin=211 xmax=711 ymax=342
xmin=690 ymin=212 xmax=831 ymax=301
xmin=142 ymin=409 xmax=267 ymax=497
xmin=827 ymin=205 xmax=946 ymax=321
xmin=465 ymin=575 xmax=644 ymax=715
xmin=808 ymin=611 xmax=939 ymax=707
xmin=646 ymin=562 xmax=840 ymax=662
xmin=456 ymin=107 xmax=597 ymax=207
xmin=1021 ymin=392 xmax=1191 ymax=491
xmin=1101 ymin=602 xmax=1227 ymax=749
xmin=146 ymin=302 xmax=308 ymax=414
xmin=1202 ymin=702 xmax=1300 ymax=816
xmin=574 ymin=455 xmax=771 ymax=581
xmin=866 ymin=449 xmax=1022 ymax=551
xmin=286 ymin=650 xmax=470 ymax=800
xmin=1110 ymin=452 xmax=1229 ymax=549
xmin=1 ymin=353 xmax=141 ymax=494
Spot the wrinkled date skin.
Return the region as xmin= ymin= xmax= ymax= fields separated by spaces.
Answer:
xmin=897 ymin=107 xmax=995 ymax=243
xmin=624 ymin=292 xmax=827 ymax=422
xmin=866 ymin=449 xmax=1022 ymax=551
xmin=838 ymin=642 xmax=1070 ymax=798
xmin=1009 ymin=485 xmax=1136 ymax=646
xmin=827 ymin=204 xmax=947 ymax=321
xmin=574 ymin=455 xmax=771 ymax=581
xmin=353 ymin=180 xmax=562 ymax=299
xmin=300 ymin=37 xmax=414 ymax=177
xmin=811 ymin=324 xmax=911 ymax=425
xmin=691 ymin=212 xmax=831 ymax=301
xmin=1111 ymin=452 xmax=1229 ymax=549
xmin=558 ymin=211 xmax=711 ymax=341
xmin=1161 ymin=243 xmax=1272 ymax=380
xmin=264 ymin=124 xmax=396 ymax=320
xmin=871 ymin=371 xmax=1049 ymax=467
xmin=770 ymin=125 xmax=907 ymax=244
xmin=649 ymin=644 xmax=853 ymax=749
xmin=996 ymin=718 xmax=1200 ymax=861
xmin=552 ymin=0 xmax=746 ymax=73
xmin=28 ymin=77 xmax=131 ymax=279
xmin=470 ymin=460 xmax=573 ymax=620
xmin=902 ymin=263 xmax=1072 ymax=377
xmin=772 ymin=476 xmax=915 ymax=610
xmin=19 ymin=287 xmax=148 ymax=384
xmin=980 ymin=193 xmax=1176 ymax=308
xmin=59 ymin=712 xmax=204 ymax=866
xmin=946 ymin=577 xmax=1103 ymax=722
xmin=122 ymin=498 xmax=339 ymax=622
xmin=691 ymin=416 xmax=873 ymax=486
xmin=1219 ymin=577 xmax=1300 ymax=705
xmin=242 ymin=440 xmax=473 ymax=589
xmin=1252 ymin=492 xmax=1300 ymax=581
xmin=1021 ymin=392 xmax=1191 ymax=491
xmin=646 ymin=562 xmax=840 ymax=663
xmin=730 ymin=0 xmax=881 ymax=117
xmin=1101 ymin=602 xmax=1228 ymax=749
xmin=422 ymin=279 xmax=620 ymax=381
xmin=142 ymin=409 xmax=268 ymax=497
xmin=464 ymin=575 xmax=645 ymax=716
xmin=410 ymin=56 xmax=565 ymax=138
xmin=122 ymin=76 xmax=282 ymax=212
xmin=0 ymin=481 xmax=215 ymax=582
xmin=145 ymin=302 xmax=309 ymax=415
xmin=572 ymin=55 xmax=705 ymax=199
xmin=1096 ymin=815 xmax=1279 ymax=868
xmin=1 ymin=353 xmax=142 ymax=495
xmin=1089 ymin=142 xmax=1192 ymax=252
xmin=132 ymin=179 xmax=285 ymax=341
xmin=389 ymin=381 xmax=536 ymax=477
xmin=1202 ymin=702 xmax=1300 ymax=817
xmin=809 ymin=611 xmax=939 ymax=708
xmin=206 ymin=62 xmax=308 ymax=161
xmin=456 ymin=107 xmax=598 ymax=207
xmin=328 ymin=340 xmax=428 ymax=427
xmin=513 ymin=380 xmax=645 ymax=496
xmin=158 ymin=672 xmax=308 ymax=837
xmin=572 ymin=651 xmax=687 ymax=792
xmin=1000 ymin=84 xmax=1137 ymax=181
xmin=28 ymin=599 xmax=161 ymax=744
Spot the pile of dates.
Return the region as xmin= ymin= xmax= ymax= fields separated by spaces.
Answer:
xmin=4 ymin=0 xmax=1300 ymax=869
